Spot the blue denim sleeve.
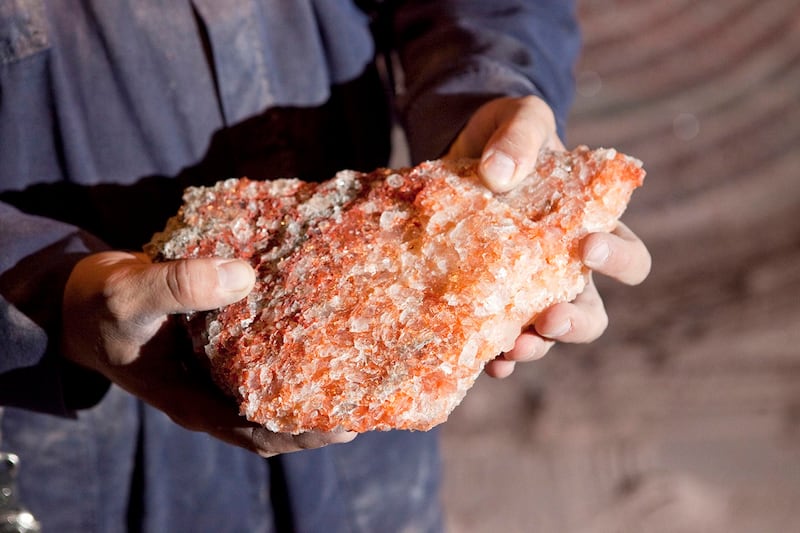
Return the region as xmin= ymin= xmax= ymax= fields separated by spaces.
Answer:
xmin=0 ymin=202 xmax=110 ymax=415
xmin=391 ymin=0 xmax=581 ymax=162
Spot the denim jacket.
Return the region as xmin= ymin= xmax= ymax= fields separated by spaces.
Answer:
xmin=0 ymin=1 xmax=578 ymax=530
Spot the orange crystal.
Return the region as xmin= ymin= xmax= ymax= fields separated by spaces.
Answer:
xmin=147 ymin=146 xmax=645 ymax=433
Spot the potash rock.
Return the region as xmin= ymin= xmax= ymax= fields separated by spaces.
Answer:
xmin=146 ymin=146 xmax=645 ymax=433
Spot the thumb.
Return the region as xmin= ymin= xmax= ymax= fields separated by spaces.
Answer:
xmin=140 ymin=257 xmax=256 ymax=316
xmin=478 ymin=96 xmax=562 ymax=193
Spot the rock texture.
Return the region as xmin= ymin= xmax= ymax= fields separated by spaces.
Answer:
xmin=147 ymin=147 xmax=644 ymax=433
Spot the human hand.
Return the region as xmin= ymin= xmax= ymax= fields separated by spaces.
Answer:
xmin=446 ymin=95 xmax=651 ymax=378
xmin=446 ymin=95 xmax=565 ymax=192
xmin=61 ymin=251 xmax=356 ymax=456
xmin=486 ymin=222 xmax=651 ymax=377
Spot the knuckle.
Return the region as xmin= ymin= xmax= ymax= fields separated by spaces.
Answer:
xmin=102 ymin=267 xmax=140 ymax=321
xmin=165 ymin=260 xmax=200 ymax=308
xmin=635 ymin=249 xmax=653 ymax=285
xmin=331 ymin=431 xmax=357 ymax=444
xmin=294 ymin=432 xmax=326 ymax=450
xmin=533 ymin=340 xmax=555 ymax=360
xmin=619 ymin=240 xmax=652 ymax=286
xmin=589 ymin=307 xmax=609 ymax=341
xmin=574 ymin=301 xmax=608 ymax=343
xmin=251 ymin=428 xmax=294 ymax=456
xmin=598 ymin=308 xmax=610 ymax=334
xmin=520 ymin=95 xmax=556 ymax=126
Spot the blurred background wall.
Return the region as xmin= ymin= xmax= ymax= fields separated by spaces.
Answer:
xmin=441 ymin=1 xmax=800 ymax=531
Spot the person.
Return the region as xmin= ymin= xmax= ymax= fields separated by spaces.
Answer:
xmin=0 ymin=1 xmax=651 ymax=531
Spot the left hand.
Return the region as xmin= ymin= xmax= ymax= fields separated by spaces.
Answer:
xmin=446 ymin=95 xmax=652 ymax=378
xmin=61 ymin=251 xmax=357 ymax=456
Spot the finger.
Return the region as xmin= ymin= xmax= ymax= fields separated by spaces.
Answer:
xmin=484 ymin=358 xmax=517 ymax=379
xmin=175 ymin=416 xmax=356 ymax=458
xmin=136 ymin=257 xmax=256 ymax=317
xmin=478 ymin=96 xmax=561 ymax=193
xmin=581 ymin=222 xmax=651 ymax=285
xmin=116 ymin=347 xmax=356 ymax=457
xmin=244 ymin=429 xmax=358 ymax=458
xmin=108 ymin=346 xmax=355 ymax=457
xmin=502 ymin=330 xmax=555 ymax=362
xmin=446 ymin=98 xmax=523 ymax=160
xmin=115 ymin=350 xmax=251 ymax=434
xmin=534 ymin=277 xmax=609 ymax=344
xmin=486 ymin=329 xmax=557 ymax=379
xmin=291 ymin=430 xmax=358 ymax=451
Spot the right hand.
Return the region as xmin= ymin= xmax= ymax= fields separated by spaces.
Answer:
xmin=446 ymin=95 xmax=651 ymax=378
xmin=61 ymin=251 xmax=356 ymax=456
xmin=446 ymin=94 xmax=565 ymax=193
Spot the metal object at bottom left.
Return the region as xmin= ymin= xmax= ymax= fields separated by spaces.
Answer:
xmin=0 ymin=453 xmax=41 ymax=533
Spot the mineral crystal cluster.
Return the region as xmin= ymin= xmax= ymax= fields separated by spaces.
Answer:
xmin=147 ymin=146 xmax=645 ymax=433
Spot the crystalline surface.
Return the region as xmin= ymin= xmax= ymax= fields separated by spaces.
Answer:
xmin=146 ymin=146 xmax=645 ymax=433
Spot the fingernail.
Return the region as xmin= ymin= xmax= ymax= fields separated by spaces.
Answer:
xmin=541 ymin=320 xmax=571 ymax=339
xmin=217 ymin=260 xmax=254 ymax=292
xmin=481 ymin=150 xmax=516 ymax=191
xmin=585 ymin=241 xmax=610 ymax=268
